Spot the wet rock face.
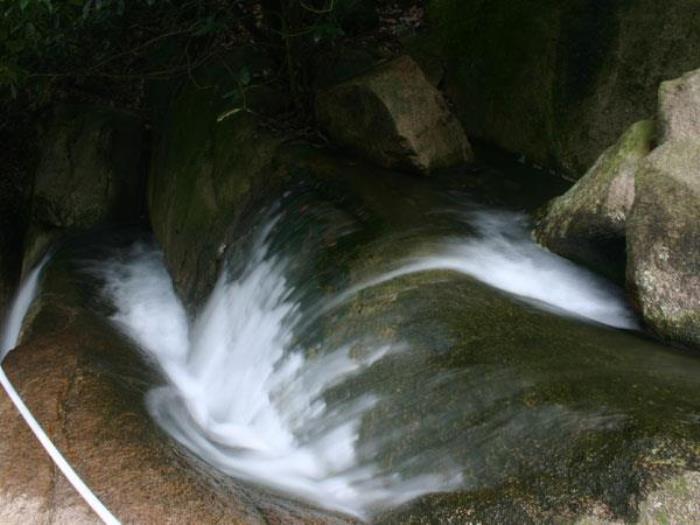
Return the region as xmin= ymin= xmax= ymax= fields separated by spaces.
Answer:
xmin=426 ymin=0 xmax=700 ymax=176
xmin=659 ymin=68 xmax=700 ymax=143
xmin=22 ymin=104 xmax=146 ymax=275
xmin=0 ymin=341 xmax=103 ymax=525
xmin=149 ymin=103 xmax=284 ymax=306
xmin=316 ymin=55 xmax=472 ymax=174
xmin=0 ymin=247 xmax=356 ymax=525
xmin=534 ymin=120 xmax=655 ymax=281
xmin=626 ymin=141 xmax=700 ymax=349
xmin=32 ymin=104 xmax=145 ymax=231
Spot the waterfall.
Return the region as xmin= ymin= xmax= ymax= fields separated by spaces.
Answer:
xmin=1 ymin=255 xmax=50 ymax=359
xmin=100 ymin=205 xmax=636 ymax=518
xmin=99 ymin=228 xmax=453 ymax=518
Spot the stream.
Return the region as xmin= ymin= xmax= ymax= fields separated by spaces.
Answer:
xmin=4 ymin=153 xmax=700 ymax=522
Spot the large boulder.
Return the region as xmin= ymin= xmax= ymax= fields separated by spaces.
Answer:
xmin=626 ymin=140 xmax=700 ymax=348
xmin=425 ymin=0 xmax=700 ymax=177
xmin=315 ymin=55 xmax=472 ymax=173
xmin=32 ymin=104 xmax=145 ymax=231
xmin=118 ymin=99 xmax=700 ymax=522
xmin=22 ymin=104 xmax=145 ymax=274
xmin=658 ymin=68 xmax=700 ymax=143
xmin=534 ymin=120 xmax=655 ymax=280
xmin=325 ymin=261 xmax=700 ymax=524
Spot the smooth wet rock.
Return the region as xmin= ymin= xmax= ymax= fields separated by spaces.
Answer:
xmin=321 ymin=258 xmax=700 ymax=524
xmin=315 ymin=55 xmax=472 ymax=173
xmin=626 ymin=140 xmax=700 ymax=349
xmin=659 ymin=68 xmax=700 ymax=143
xmin=32 ymin=104 xmax=145 ymax=231
xmin=534 ymin=120 xmax=655 ymax=280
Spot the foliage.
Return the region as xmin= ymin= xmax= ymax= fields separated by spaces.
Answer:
xmin=0 ymin=0 xmax=377 ymax=123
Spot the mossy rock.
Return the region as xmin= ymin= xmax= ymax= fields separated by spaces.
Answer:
xmin=316 ymin=266 xmax=700 ymax=523
xmin=626 ymin=140 xmax=700 ymax=350
xmin=534 ymin=119 xmax=656 ymax=282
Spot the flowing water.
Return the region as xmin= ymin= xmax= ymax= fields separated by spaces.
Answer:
xmin=4 ymin=159 xmax=699 ymax=522
xmin=94 ymin=190 xmax=643 ymax=518
xmin=1 ymin=255 xmax=50 ymax=359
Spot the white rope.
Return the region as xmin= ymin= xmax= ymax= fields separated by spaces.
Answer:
xmin=0 ymin=255 xmax=120 ymax=524
xmin=0 ymin=367 xmax=120 ymax=524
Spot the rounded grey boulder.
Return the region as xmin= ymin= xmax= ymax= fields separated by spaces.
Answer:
xmin=316 ymin=55 xmax=472 ymax=174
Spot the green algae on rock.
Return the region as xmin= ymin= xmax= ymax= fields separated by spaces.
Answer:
xmin=322 ymin=266 xmax=700 ymax=524
xmin=534 ymin=120 xmax=656 ymax=281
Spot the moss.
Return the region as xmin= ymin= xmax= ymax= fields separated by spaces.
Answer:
xmin=626 ymin=141 xmax=700 ymax=349
xmin=534 ymin=119 xmax=655 ymax=282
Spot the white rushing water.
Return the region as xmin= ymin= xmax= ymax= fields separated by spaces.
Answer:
xmin=100 ymin=207 xmax=637 ymax=518
xmin=1 ymin=256 xmax=50 ymax=359
xmin=100 ymin=226 xmax=456 ymax=518
xmin=345 ymin=209 xmax=637 ymax=330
